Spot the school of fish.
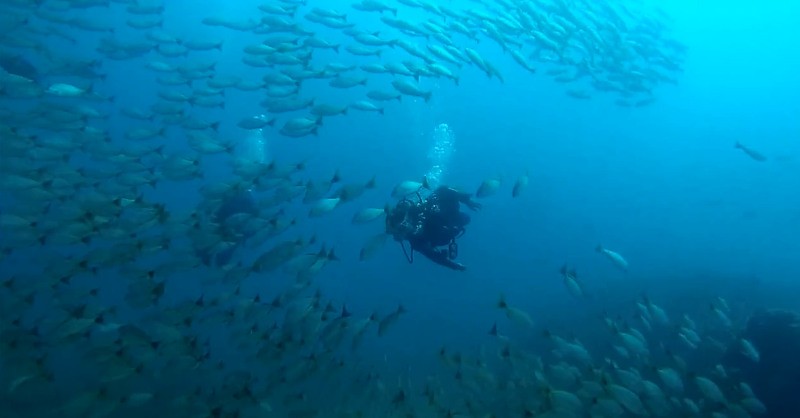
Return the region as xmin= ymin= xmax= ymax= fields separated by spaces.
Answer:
xmin=0 ymin=0 xmax=769 ymax=417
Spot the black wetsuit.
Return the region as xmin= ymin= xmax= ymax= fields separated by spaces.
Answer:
xmin=406 ymin=186 xmax=474 ymax=271
xmin=199 ymin=191 xmax=258 ymax=267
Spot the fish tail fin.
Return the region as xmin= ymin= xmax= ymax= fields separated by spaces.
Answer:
xmin=496 ymin=294 xmax=508 ymax=309
xmin=595 ymin=244 xmax=603 ymax=253
xmin=734 ymin=141 xmax=742 ymax=149
xmin=327 ymin=248 xmax=338 ymax=261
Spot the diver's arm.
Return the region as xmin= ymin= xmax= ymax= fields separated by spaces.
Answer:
xmin=435 ymin=186 xmax=481 ymax=211
xmin=462 ymin=196 xmax=481 ymax=211
xmin=453 ymin=189 xmax=481 ymax=211
xmin=412 ymin=241 xmax=466 ymax=271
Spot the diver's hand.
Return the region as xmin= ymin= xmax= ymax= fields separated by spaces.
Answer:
xmin=465 ymin=200 xmax=481 ymax=211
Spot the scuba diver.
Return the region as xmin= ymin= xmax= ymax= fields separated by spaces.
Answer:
xmin=198 ymin=190 xmax=258 ymax=267
xmin=386 ymin=185 xmax=481 ymax=271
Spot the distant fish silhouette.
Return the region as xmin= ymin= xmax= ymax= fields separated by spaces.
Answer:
xmin=596 ymin=245 xmax=629 ymax=272
xmin=735 ymin=141 xmax=767 ymax=162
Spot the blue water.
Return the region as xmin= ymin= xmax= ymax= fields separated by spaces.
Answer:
xmin=2 ymin=0 xmax=800 ymax=417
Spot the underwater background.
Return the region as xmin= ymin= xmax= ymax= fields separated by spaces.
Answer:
xmin=1 ymin=0 xmax=799 ymax=417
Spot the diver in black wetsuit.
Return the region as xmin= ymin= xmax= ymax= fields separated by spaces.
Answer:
xmin=198 ymin=190 xmax=258 ymax=267
xmin=386 ymin=186 xmax=481 ymax=271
